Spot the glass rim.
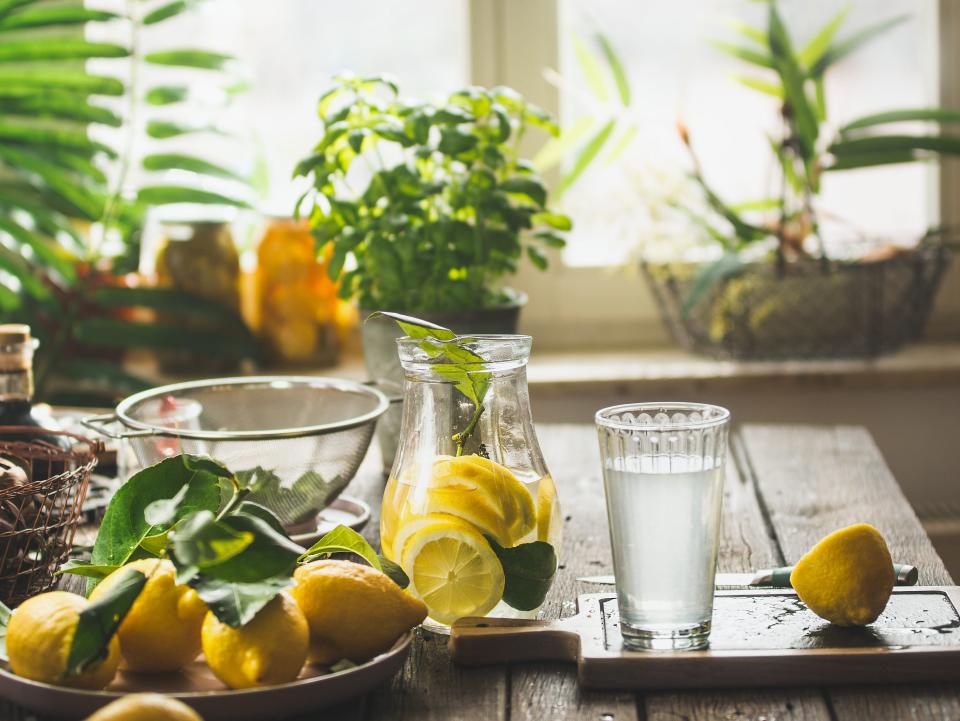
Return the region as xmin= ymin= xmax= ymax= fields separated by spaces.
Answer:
xmin=595 ymin=402 xmax=731 ymax=431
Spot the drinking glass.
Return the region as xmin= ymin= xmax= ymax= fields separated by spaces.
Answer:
xmin=595 ymin=402 xmax=730 ymax=651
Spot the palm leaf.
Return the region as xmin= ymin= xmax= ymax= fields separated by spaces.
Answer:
xmin=711 ymin=40 xmax=774 ymax=69
xmin=144 ymin=49 xmax=232 ymax=70
xmin=0 ymin=38 xmax=129 ymax=62
xmin=809 ymin=15 xmax=909 ymax=77
xmin=734 ymin=74 xmax=783 ymax=98
xmin=829 ymin=134 xmax=960 ymax=157
xmin=840 ymin=108 xmax=960 ymax=134
xmin=0 ymin=0 xmax=34 ymax=20
xmin=146 ymin=120 xmax=217 ymax=138
xmin=73 ymin=317 xmax=257 ymax=359
xmin=142 ymin=153 xmax=246 ymax=182
xmin=136 ymin=185 xmax=251 ymax=208
xmin=0 ymin=68 xmax=124 ymax=96
xmin=723 ymin=18 xmax=767 ymax=47
xmin=0 ymin=145 xmax=105 ymax=219
xmin=572 ymin=34 xmax=608 ymax=102
xmin=767 ymin=3 xmax=818 ymax=159
xmin=0 ymin=6 xmax=119 ymax=31
xmin=0 ymin=215 xmax=75 ymax=279
xmin=0 ymin=119 xmax=117 ymax=157
xmin=826 ymin=149 xmax=919 ymax=171
xmin=143 ymin=1 xmax=190 ymax=25
xmin=93 ymin=286 xmax=251 ymax=335
xmin=0 ymin=93 xmax=122 ymax=127
xmin=798 ymin=6 xmax=850 ymax=70
xmin=145 ymin=85 xmax=188 ymax=105
xmin=596 ymin=32 xmax=630 ymax=105
xmin=0 ymin=244 xmax=51 ymax=301
xmin=557 ymin=119 xmax=615 ymax=196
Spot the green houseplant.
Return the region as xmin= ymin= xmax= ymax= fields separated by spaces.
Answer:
xmin=295 ymin=76 xmax=570 ymax=468
xmin=0 ymin=0 xmax=256 ymax=404
xmin=553 ymin=4 xmax=960 ymax=359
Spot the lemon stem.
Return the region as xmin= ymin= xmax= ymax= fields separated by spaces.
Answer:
xmin=453 ymin=402 xmax=485 ymax=456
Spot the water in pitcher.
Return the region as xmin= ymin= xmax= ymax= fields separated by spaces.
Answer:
xmin=603 ymin=455 xmax=724 ymax=646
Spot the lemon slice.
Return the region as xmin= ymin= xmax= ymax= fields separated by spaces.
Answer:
xmin=535 ymin=474 xmax=557 ymax=542
xmin=430 ymin=455 xmax=536 ymax=544
xmin=401 ymin=517 xmax=505 ymax=625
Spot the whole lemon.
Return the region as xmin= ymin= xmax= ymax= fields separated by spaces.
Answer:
xmin=85 ymin=693 xmax=203 ymax=721
xmin=790 ymin=523 xmax=896 ymax=626
xmin=201 ymin=593 xmax=308 ymax=689
xmin=7 ymin=591 xmax=120 ymax=689
xmin=291 ymin=560 xmax=427 ymax=665
xmin=89 ymin=559 xmax=207 ymax=673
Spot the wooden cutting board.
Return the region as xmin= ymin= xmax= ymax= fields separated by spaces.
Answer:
xmin=450 ymin=587 xmax=960 ymax=689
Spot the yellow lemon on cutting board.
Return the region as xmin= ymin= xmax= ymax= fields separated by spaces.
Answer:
xmin=790 ymin=523 xmax=896 ymax=626
xmin=291 ymin=559 xmax=427 ymax=665
xmin=89 ymin=558 xmax=207 ymax=673
xmin=400 ymin=515 xmax=505 ymax=625
xmin=200 ymin=593 xmax=308 ymax=689
xmin=426 ymin=455 xmax=536 ymax=546
xmin=6 ymin=591 xmax=120 ymax=689
xmin=84 ymin=693 xmax=203 ymax=721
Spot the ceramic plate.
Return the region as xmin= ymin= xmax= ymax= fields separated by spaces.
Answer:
xmin=0 ymin=631 xmax=412 ymax=720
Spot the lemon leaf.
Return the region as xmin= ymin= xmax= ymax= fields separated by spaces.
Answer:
xmin=65 ymin=569 xmax=146 ymax=679
xmin=379 ymin=555 xmax=410 ymax=589
xmin=298 ymin=524 xmax=382 ymax=570
xmin=486 ymin=537 xmax=557 ymax=611
xmin=57 ymin=560 xmax=121 ymax=579
xmin=89 ymin=455 xmax=225 ymax=592
xmin=0 ymin=600 xmax=10 ymax=661
xmin=189 ymin=575 xmax=293 ymax=628
xmin=171 ymin=510 xmax=255 ymax=569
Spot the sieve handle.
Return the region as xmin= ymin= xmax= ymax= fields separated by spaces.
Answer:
xmin=81 ymin=413 xmax=154 ymax=439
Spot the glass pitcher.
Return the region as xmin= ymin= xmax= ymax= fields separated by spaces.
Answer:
xmin=381 ymin=334 xmax=560 ymax=631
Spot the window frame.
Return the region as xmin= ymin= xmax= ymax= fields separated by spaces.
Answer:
xmin=469 ymin=0 xmax=960 ymax=349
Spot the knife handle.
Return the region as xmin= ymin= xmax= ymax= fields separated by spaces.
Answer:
xmin=766 ymin=563 xmax=919 ymax=588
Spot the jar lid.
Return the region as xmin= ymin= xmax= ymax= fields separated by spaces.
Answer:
xmin=0 ymin=324 xmax=30 ymax=344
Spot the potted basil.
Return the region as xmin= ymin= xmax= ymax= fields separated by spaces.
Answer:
xmin=294 ymin=75 xmax=570 ymax=468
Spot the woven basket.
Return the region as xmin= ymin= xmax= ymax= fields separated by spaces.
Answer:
xmin=0 ymin=428 xmax=99 ymax=606
xmin=643 ymin=235 xmax=952 ymax=360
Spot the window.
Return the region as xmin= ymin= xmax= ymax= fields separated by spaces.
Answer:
xmin=556 ymin=0 xmax=938 ymax=267
xmin=93 ymin=0 xmax=470 ymax=217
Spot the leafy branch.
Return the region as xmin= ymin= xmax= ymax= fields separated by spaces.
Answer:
xmin=369 ymin=312 xmax=490 ymax=456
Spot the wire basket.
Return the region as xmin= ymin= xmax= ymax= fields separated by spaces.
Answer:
xmin=643 ymin=235 xmax=952 ymax=360
xmin=83 ymin=377 xmax=390 ymax=528
xmin=0 ymin=428 xmax=100 ymax=606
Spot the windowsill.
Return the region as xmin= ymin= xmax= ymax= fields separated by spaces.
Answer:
xmin=122 ymin=341 xmax=960 ymax=397
xmin=522 ymin=342 xmax=960 ymax=395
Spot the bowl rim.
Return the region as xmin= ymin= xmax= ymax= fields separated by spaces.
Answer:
xmin=112 ymin=376 xmax=390 ymax=441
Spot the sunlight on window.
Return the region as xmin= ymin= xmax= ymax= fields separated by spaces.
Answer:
xmin=557 ymin=0 xmax=937 ymax=267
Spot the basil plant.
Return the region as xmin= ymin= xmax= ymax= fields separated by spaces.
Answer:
xmin=294 ymin=75 xmax=571 ymax=314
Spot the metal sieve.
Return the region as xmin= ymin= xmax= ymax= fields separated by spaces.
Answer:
xmin=82 ymin=376 xmax=390 ymax=527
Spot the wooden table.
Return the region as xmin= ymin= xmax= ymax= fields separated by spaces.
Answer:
xmin=2 ymin=423 xmax=957 ymax=720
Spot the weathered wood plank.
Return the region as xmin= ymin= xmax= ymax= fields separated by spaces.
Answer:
xmin=740 ymin=424 xmax=959 ymax=721
xmin=642 ymin=439 xmax=831 ymax=720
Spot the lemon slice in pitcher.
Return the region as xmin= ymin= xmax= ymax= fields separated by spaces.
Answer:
xmin=429 ymin=455 xmax=536 ymax=544
xmin=401 ymin=516 xmax=505 ymax=625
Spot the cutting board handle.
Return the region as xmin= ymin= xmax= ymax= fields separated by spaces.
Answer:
xmin=449 ymin=617 xmax=580 ymax=666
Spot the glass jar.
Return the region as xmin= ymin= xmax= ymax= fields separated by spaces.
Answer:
xmin=256 ymin=218 xmax=339 ymax=366
xmin=381 ymin=334 xmax=560 ymax=631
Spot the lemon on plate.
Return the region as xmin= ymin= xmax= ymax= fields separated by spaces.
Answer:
xmin=201 ymin=592 xmax=308 ymax=689
xmin=89 ymin=558 xmax=207 ymax=673
xmin=85 ymin=693 xmax=203 ymax=721
xmin=400 ymin=515 xmax=505 ymax=625
xmin=6 ymin=591 xmax=120 ymax=689
xmin=790 ymin=522 xmax=896 ymax=626
xmin=291 ymin=559 xmax=427 ymax=665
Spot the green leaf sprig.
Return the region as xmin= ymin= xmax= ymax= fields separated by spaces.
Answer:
xmin=370 ymin=312 xmax=490 ymax=456
xmin=67 ymin=453 xmax=408 ymax=638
